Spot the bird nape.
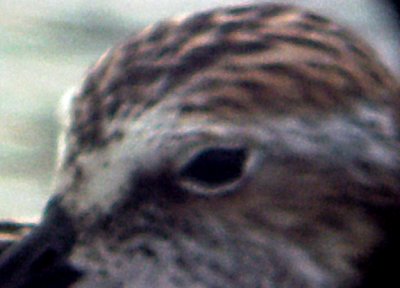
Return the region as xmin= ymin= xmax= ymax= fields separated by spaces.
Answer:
xmin=0 ymin=3 xmax=399 ymax=288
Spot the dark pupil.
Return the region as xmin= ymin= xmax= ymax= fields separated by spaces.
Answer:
xmin=180 ymin=148 xmax=247 ymax=185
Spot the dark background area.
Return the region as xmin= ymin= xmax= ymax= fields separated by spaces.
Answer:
xmin=389 ymin=0 xmax=400 ymax=18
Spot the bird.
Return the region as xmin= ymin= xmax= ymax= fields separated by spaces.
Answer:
xmin=0 ymin=3 xmax=399 ymax=287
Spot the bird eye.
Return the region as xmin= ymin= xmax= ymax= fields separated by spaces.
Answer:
xmin=178 ymin=147 xmax=248 ymax=195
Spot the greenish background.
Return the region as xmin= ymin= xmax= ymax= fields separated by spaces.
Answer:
xmin=1 ymin=0 xmax=399 ymax=221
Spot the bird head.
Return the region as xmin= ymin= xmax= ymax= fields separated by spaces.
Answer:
xmin=1 ymin=4 xmax=399 ymax=288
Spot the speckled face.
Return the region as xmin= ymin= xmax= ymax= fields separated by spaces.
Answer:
xmin=1 ymin=3 xmax=400 ymax=288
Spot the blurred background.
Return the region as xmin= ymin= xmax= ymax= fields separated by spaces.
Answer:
xmin=1 ymin=0 xmax=399 ymax=220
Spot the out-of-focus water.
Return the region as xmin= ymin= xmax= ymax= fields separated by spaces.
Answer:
xmin=0 ymin=0 xmax=399 ymax=220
